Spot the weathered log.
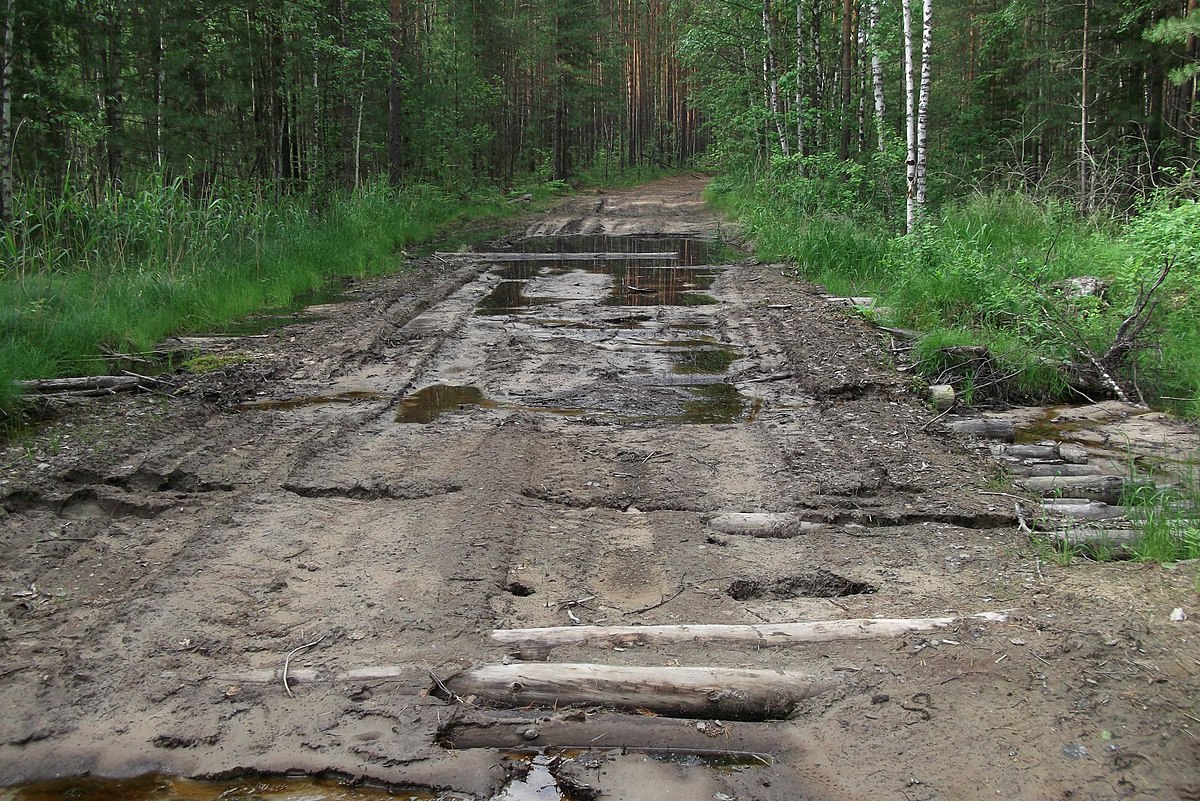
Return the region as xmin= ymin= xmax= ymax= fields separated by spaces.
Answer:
xmin=929 ymin=384 xmax=956 ymax=410
xmin=440 ymin=663 xmax=843 ymax=721
xmin=18 ymin=375 xmax=145 ymax=394
xmin=990 ymin=443 xmax=1089 ymax=464
xmin=946 ymin=418 xmax=1016 ymax=442
xmin=825 ymin=296 xmax=877 ymax=308
xmin=439 ymin=252 xmax=680 ymax=262
xmin=707 ymin=512 xmax=828 ymax=538
xmin=1007 ymin=463 xmax=1106 ymax=478
xmin=438 ymin=709 xmax=781 ymax=756
xmin=1040 ymin=499 xmax=1128 ymax=522
xmin=1018 ymin=474 xmax=1150 ymax=505
xmin=1051 ymin=527 xmax=1139 ymax=554
xmin=492 ymin=614 xmax=1008 ymax=661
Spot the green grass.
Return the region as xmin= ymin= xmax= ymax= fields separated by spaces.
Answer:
xmin=1124 ymin=480 xmax=1200 ymax=563
xmin=708 ymin=174 xmax=1200 ymax=415
xmin=0 ymin=175 xmax=566 ymax=424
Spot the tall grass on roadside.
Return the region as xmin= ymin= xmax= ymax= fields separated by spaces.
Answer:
xmin=709 ymin=172 xmax=1200 ymax=415
xmin=0 ymin=175 xmax=551 ymax=422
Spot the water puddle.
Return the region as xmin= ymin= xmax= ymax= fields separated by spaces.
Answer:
xmin=494 ymin=753 xmax=566 ymax=801
xmin=236 ymin=391 xmax=385 ymax=412
xmin=475 ymin=236 xmax=734 ymax=315
xmin=492 ymin=749 xmax=764 ymax=800
xmin=475 ymin=282 xmax=570 ymax=316
xmin=645 ymin=751 xmax=771 ymax=772
xmin=396 ymin=385 xmax=493 ymax=423
xmin=395 ymin=383 xmax=760 ymax=425
xmin=515 ymin=236 xmax=736 ymax=265
xmin=671 ymin=347 xmax=742 ymax=375
xmin=216 ymin=283 xmax=354 ymax=336
xmin=1 ymin=775 xmax=449 ymax=801
xmin=675 ymin=384 xmax=760 ymax=424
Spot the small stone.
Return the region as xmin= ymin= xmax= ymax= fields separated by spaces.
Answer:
xmin=1062 ymin=743 xmax=1088 ymax=760
xmin=521 ymin=727 xmax=540 ymax=741
xmin=1170 ymin=608 xmax=1187 ymax=622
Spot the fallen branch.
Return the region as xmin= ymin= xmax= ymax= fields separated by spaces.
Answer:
xmin=18 ymin=375 xmax=146 ymax=395
xmin=436 ymin=251 xmax=679 ymax=262
xmin=282 ymin=633 xmax=328 ymax=697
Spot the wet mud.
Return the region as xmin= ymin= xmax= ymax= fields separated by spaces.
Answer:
xmin=0 ymin=178 xmax=1197 ymax=801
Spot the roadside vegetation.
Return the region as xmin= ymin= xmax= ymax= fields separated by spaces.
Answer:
xmin=709 ymin=174 xmax=1200 ymax=418
xmin=0 ymin=176 xmax=566 ymax=423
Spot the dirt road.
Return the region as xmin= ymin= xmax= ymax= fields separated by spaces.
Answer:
xmin=1 ymin=177 xmax=1197 ymax=800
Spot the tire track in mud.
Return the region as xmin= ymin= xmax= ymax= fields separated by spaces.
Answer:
xmin=3 ymin=178 xmax=1198 ymax=801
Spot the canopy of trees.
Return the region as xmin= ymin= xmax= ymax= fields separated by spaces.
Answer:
xmin=681 ymin=0 xmax=1198 ymax=215
xmin=1 ymin=1 xmax=1196 ymax=216
xmin=0 ymin=0 xmax=701 ymax=206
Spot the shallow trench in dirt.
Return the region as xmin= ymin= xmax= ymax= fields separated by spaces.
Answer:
xmin=1 ymin=178 xmax=1197 ymax=801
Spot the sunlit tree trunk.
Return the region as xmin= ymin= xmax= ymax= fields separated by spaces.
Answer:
xmin=763 ymin=0 xmax=789 ymax=156
xmin=1078 ymin=0 xmax=1091 ymax=210
xmin=869 ymin=0 xmax=886 ymax=152
xmin=840 ymin=0 xmax=853 ymax=159
xmin=915 ymin=0 xmax=931 ymax=208
xmin=795 ymin=0 xmax=807 ymax=161
xmin=903 ymin=0 xmax=916 ymax=231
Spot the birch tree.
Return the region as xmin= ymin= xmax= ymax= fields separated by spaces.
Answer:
xmin=868 ymin=0 xmax=886 ymax=153
xmin=915 ymin=0 xmax=932 ymax=210
xmin=903 ymin=0 xmax=916 ymax=231
xmin=762 ymin=0 xmax=789 ymax=157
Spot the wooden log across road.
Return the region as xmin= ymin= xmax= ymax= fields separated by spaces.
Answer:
xmin=441 ymin=662 xmax=845 ymax=721
xmin=492 ymin=613 xmax=1009 ymax=659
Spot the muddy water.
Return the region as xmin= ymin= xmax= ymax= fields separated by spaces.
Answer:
xmin=394 ymin=382 xmax=759 ymax=425
xmin=1 ymin=775 xmax=447 ymax=801
xmin=474 ymin=236 xmax=729 ymax=314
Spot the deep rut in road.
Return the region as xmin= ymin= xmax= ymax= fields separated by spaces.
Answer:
xmin=1 ymin=178 xmax=1197 ymax=801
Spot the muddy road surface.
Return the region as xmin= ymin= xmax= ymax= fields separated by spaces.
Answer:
xmin=2 ymin=178 xmax=1197 ymax=801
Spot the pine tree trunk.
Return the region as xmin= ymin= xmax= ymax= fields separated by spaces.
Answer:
xmin=0 ymin=0 xmax=11 ymax=226
xmin=902 ymin=0 xmax=916 ymax=231
xmin=103 ymin=5 xmax=123 ymax=188
xmin=388 ymin=0 xmax=404 ymax=186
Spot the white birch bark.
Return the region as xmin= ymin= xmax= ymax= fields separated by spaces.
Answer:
xmin=903 ymin=0 xmax=916 ymax=231
xmin=1079 ymin=0 xmax=1091 ymax=210
xmin=869 ymin=0 xmax=886 ymax=152
xmin=796 ymin=0 xmax=807 ymax=160
xmin=763 ymin=0 xmax=790 ymax=157
xmin=915 ymin=0 xmax=932 ymax=210
xmin=354 ymin=51 xmax=366 ymax=187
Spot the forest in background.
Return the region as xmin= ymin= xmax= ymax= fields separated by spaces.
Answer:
xmin=0 ymin=0 xmax=696 ymax=205
xmin=0 ymin=0 xmax=1198 ymax=421
xmin=682 ymin=0 xmax=1199 ymax=418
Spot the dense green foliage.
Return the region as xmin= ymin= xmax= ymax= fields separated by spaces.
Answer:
xmin=686 ymin=0 xmax=1197 ymax=417
xmin=710 ymin=176 xmax=1200 ymax=416
xmin=3 ymin=0 xmax=694 ymax=192
xmin=0 ymin=178 xmax=561 ymax=420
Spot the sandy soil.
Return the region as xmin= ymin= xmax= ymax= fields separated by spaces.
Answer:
xmin=1 ymin=177 xmax=1197 ymax=801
